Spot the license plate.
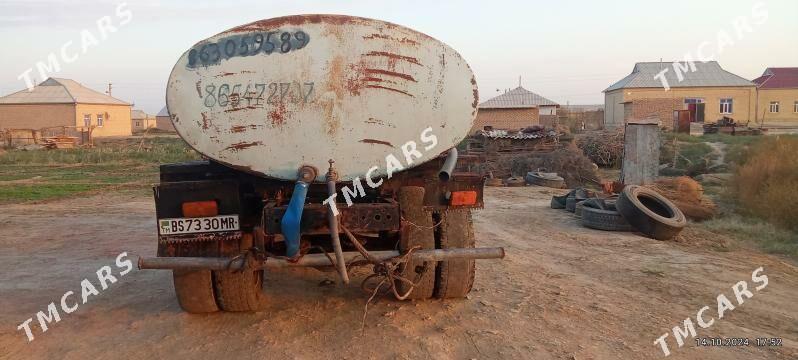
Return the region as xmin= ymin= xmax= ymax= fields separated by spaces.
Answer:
xmin=158 ymin=215 xmax=239 ymax=235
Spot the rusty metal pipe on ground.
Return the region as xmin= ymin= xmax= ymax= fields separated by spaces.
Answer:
xmin=138 ymin=247 xmax=505 ymax=271
xmin=438 ymin=148 xmax=458 ymax=181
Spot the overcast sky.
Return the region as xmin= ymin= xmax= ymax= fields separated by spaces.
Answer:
xmin=0 ymin=0 xmax=795 ymax=114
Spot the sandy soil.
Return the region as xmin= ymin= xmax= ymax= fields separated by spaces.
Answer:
xmin=1 ymin=187 xmax=796 ymax=359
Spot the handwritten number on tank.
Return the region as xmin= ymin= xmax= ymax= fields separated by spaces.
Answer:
xmin=203 ymin=82 xmax=314 ymax=108
xmin=188 ymin=30 xmax=310 ymax=68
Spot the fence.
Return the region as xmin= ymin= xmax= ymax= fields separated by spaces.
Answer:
xmin=3 ymin=126 xmax=95 ymax=148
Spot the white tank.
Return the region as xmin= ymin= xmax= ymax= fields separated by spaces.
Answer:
xmin=166 ymin=14 xmax=478 ymax=181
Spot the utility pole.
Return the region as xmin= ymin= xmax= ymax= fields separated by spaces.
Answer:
xmin=518 ymin=75 xmax=521 ymax=87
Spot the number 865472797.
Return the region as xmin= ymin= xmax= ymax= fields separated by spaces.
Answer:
xmin=203 ymin=82 xmax=314 ymax=108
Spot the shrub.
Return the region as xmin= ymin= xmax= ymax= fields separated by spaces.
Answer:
xmin=730 ymin=136 xmax=798 ymax=231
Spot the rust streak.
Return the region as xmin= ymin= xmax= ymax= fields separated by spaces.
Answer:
xmin=364 ymin=68 xmax=416 ymax=82
xmin=362 ymin=33 xmax=419 ymax=45
xmin=225 ymin=141 xmax=263 ymax=152
xmin=365 ymin=85 xmax=413 ymax=97
xmin=363 ymin=51 xmax=421 ymax=66
xmin=200 ymin=113 xmax=210 ymax=130
xmin=359 ymin=139 xmax=394 ymax=147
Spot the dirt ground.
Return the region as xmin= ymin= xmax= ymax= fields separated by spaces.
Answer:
xmin=1 ymin=187 xmax=796 ymax=359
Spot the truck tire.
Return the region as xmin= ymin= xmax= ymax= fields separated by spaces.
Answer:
xmin=616 ymin=185 xmax=687 ymax=240
xmin=581 ymin=206 xmax=633 ymax=231
xmin=396 ymin=186 xmax=436 ymax=300
xmin=213 ymin=267 xmax=267 ymax=312
xmin=526 ymin=172 xmax=565 ymax=188
xmin=550 ymin=194 xmax=568 ymax=209
xmin=434 ymin=210 xmax=476 ymax=299
xmin=172 ymin=270 xmax=219 ymax=313
xmin=565 ymin=195 xmax=577 ymax=212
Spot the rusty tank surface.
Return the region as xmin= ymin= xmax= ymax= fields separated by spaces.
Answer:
xmin=166 ymin=14 xmax=478 ymax=181
xmin=140 ymin=15 xmax=503 ymax=314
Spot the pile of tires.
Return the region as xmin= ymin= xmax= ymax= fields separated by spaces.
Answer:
xmin=550 ymin=185 xmax=686 ymax=240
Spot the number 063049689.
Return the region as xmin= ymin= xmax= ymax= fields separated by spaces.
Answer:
xmin=187 ymin=30 xmax=309 ymax=68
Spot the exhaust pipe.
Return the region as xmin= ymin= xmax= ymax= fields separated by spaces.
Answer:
xmin=438 ymin=148 xmax=458 ymax=181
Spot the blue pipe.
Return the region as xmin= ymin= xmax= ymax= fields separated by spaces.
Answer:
xmin=281 ymin=181 xmax=309 ymax=258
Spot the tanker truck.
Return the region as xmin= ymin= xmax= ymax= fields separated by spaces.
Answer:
xmin=138 ymin=14 xmax=504 ymax=313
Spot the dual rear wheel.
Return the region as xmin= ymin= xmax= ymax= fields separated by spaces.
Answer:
xmin=172 ymin=186 xmax=476 ymax=313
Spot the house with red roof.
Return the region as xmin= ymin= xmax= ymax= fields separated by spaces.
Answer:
xmin=753 ymin=68 xmax=798 ymax=124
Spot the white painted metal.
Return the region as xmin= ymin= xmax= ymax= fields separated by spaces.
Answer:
xmin=166 ymin=15 xmax=478 ymax=181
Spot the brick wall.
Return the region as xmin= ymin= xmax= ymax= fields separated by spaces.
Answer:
xmin=471 ymin=107 xmax=539 ymax=134
xmin=624 ymin=98 xmax=684 ymax=128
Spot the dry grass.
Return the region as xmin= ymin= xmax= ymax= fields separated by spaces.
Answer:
xmin=729 ymin=136 xmax=798 ymax=231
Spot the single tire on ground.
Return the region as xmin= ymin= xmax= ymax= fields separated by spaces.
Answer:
xmin=172 ymin=270 xmax=219 ymax=313
xmin=485 ymin=178 xmax=503 ymax=187
xmin=396 ymin=186 xmax=436 ymax=299
xmin=525 ymin=172 xmax=565 ymax=188
xmin=581 ymin=206 xmax=633 ymax=231
xmin=434 ymin=210 xmax=476 ymax=299
xmin=505 ymin=177 xmax=525 ymax=187
xmin=213 ymin=265 xmax=267 ymax=312
xmin=616 ymin=185 xmax=687 ymax=240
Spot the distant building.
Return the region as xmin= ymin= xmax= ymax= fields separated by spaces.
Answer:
xmin=752 ymin=67 xmax=798 ymax=124
xmin=0 ymin=78 xmax=131 ymax=137
xmin=603 ymin=61 xmax=755 ymax=128
xmin=472 ymin=86 xmax=559 ymax=134
xmin=155 ymin=106 xmax=175 ymax=132
xmin=131 ymin=109 xmax=157 ymax=131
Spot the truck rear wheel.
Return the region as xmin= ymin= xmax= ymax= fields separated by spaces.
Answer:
xmin=213 ymin=267 xmax=267 ymax=312
xmin=434 ymin=210 xmax=476 ymax=298
xmin=172 ymin=270 xmax=219 ymax=313
xmin=396 ymin=186 xmax=436 ymax=300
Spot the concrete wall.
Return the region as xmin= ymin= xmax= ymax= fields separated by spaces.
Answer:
xmin=539 ymin=105 xmax=558 ymax=116
xmin=756 ymin=88 xmax=798 ymax=124
xmin=471 ymin=107 xmax=540 ymax=134
xmin=604 ymin=90 xmax=624 ymax=128
xmin=0 ymin=103 xmax=75 ymax=130
xmin=75 ymin=104 xmax=132 ymax=137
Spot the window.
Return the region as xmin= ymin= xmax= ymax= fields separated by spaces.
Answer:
xmin=684 ymin=98 xmax=704 ymax=104
xmin=770 ymin=101 xmax=780 ymax=113
xmin=135 ymin=121 xmax=141 ymax=127
xmin=719 ymin=98 xmax=733 ymax=114
xmin=794 ymin=101 xmax=798 ymax=113
xmin=83 ymin=114 xmax=91 ymax=127
xmin=97 ymin=114 xmax=104 ymax=127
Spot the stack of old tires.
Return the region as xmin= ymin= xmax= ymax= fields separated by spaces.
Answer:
xmin=551 ymin=185 xmax=686 ymax=240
